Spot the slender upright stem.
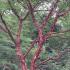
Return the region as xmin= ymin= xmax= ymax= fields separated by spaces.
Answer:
xmin=16 ymin=17 xmax=27 ymax=70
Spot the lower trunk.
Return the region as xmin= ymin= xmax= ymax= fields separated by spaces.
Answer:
xmin=16 ymin=17 xmax=28 ymax=70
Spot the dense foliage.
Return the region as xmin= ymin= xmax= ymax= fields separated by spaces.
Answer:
xmin=0 ymin=0 xmax=70 ymax=70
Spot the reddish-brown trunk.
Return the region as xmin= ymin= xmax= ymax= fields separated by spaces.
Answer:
xmin=16 ymin=17 xmax=27 ymax=70
xmin=30 ymin=28 xmax=43 ymax=70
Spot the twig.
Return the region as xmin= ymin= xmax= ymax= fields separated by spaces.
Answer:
xmin=36 ymin=48 xmax=70 ymax=67
xmin=58 ymin=8 xmax=70 ymax=17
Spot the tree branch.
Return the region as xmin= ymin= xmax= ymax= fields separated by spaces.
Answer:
xmin=58 ymin=7 xmax=70 ymax=17
xmin=0 ymin=25 xmax=7 ymax=33
xmin=50 ymin=13 xmax=59 ymax=32
xmin=27 ymin=0 xmax=40 ymax=29
xmin=36 ymin=48 xmax=70 ymax=68
xmin=41 ymin=0 xmax=59 ymax=29
xmin=0 ymin=13 xmax=15 ymax=44
xmin=8 ymin=0 xmax=19 ymax=18
xmin=24 ymin=38 xmax=38 ymax=58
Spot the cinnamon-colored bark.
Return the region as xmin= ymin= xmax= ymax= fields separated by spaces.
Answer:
xmin=16 ymin=17 xmax=27 ymax=70
xmin=0 ymin=0 xmax=70 ymax=70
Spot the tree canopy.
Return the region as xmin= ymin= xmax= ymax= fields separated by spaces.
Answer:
xmin=0 ymin=0 xmax=70 ymax=70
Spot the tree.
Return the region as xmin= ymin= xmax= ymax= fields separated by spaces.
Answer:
xmin=0 ymin=0 xmax=70 ymax=70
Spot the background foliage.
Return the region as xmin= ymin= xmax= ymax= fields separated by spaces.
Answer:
xmin=0 ymin=0 xmax=70 ymax=70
